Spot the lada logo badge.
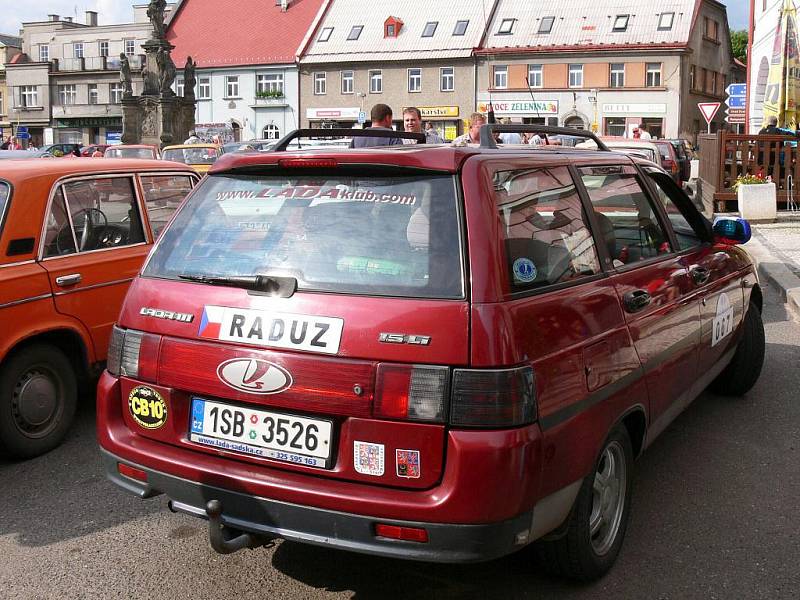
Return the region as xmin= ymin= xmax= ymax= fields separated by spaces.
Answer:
xmin=216 ymin=358 xmax=293 ymax=395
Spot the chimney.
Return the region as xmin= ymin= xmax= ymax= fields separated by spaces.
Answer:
xmin=86 ymin=11 xmax=98 ymax=27
xmin=63 ymin=16 xmax=73 ymax=22
xmin=48 ymin=14 xmax=60 ymax=21
xmin=275 ymin=0 xmax=289 ymax=10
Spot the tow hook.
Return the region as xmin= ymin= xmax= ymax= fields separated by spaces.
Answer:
xmin=205 ymin=499 xmax=275 ymax=554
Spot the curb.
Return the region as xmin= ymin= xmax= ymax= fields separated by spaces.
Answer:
xmin=746 ymin=232 xmax=800 ymax=318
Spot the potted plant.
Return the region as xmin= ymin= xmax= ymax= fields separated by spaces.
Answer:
xmin=255 ymin=89 xmax=285 ymax=102
xmin=734 ymin=173 xmax=776 ymax=222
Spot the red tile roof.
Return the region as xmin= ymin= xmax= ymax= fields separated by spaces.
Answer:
xmin=166 ymin=0 xmax=328 ymax=67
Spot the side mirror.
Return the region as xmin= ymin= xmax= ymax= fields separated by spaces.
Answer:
xmin=713 ymin=217 xmax=752 ymax=245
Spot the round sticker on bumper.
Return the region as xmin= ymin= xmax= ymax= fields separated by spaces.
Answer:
xmin=128 ymin=386 xmax=168 ymax=429
xmin=513 ymin=258 xmax=537 ymax=283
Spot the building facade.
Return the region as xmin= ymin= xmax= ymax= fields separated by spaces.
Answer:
xmin=167 ymin=0 xmax=326 ymax=143
xmin=476 ymin=0 xmax=737 ymax=141
xmin=299 ymin=0 xmax=497 ymax=139
xmin=5 ymin=7 xmax=171 ymax=148
xmin=748 ymin=0 xmax=786 ymax=133
xmin=0 ymin=34 xmax=22 ymax=142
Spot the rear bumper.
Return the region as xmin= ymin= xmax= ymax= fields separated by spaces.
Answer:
xmin=101 ymin=447 xmax=534 ymax=562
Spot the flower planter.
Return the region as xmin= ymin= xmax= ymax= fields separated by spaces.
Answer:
xmin=738 ymin=182 xmax=776 ymax=222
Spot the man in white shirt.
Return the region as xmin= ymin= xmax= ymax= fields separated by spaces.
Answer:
xmin=452 ymin=113 xmax=487 ymax=145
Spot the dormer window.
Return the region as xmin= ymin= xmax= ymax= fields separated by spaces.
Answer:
xmin=347 ymin=25 xmax=363 ymax=41
xmin=498 ymin=18 xmax=516 ymax=35
xmin=422 ymin=21 xmax=438 ymax=38
xmin=453 ymin=20 xmax=469 ymax=36
xmin=538 ymin=17 xmax=554 ymax=34
xmin=658 ymin=12 xmax=675 ymax=31
xmin=384 ymin=16 xmax=403 ymax=38
xmin=318 ymin=27 xmax=333 ymax=42
xmin=612 ymin=15 xmax=630 ymax=32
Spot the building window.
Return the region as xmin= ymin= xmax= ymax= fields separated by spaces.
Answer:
xmin=538 ymin=16 xmax=555 ymax=34
xmin=453 ymin=20 xmax=469 ymax=36
xmin=58 ymin=84 xmax=77 ymax=106
xmin=20 ymin=86 xmax=38 ymax=107
xmin=198 ymin=77 xmax=210 ymax=99
xmin=263 ymin=124 xmax=281 ymax=140
xmin=610 ymin=63 xmax=625 ymax=88
xmin=494 ymin=65 xmax=508 ymax=89
xmin=125 ymin=39 xmax=136 ymax=55
xmin=422 ymin=21 xmax=438 ymax=37
xmin=257 ymin=73 xmax=284 ymax=95
xmin=613 ymin=15 xmax=630 ymax=32
xmin=110 ymin=83 xmax=124 ymax=104
xmin=658 ymin=12 xmax=675 ymax=31
xmin=569 ymin=64 xmax=584 ymax=88
xmin=99 ymin=41 xmax=109 ymax=57
xmin=176 ymin=78 xmax=184 ymax=97
xmin=347 ymin=25 xmax=363 ymax=41
xmin=225 ymin=75 xmax=240 ymax=98
xmin=528 ymin=64 xmax=543 ymax=88
xmin=369 ymin=70 xmax=382 ymax=93
xmin=498 ymin=18 xmax=516 ymax=35
xmin=313 ymin=72 xmax=327 ymax=95
xmin=88 ymin=83 xmax=99 ymax=104
xmin=341 ymin=70 xmax=354 ymax=94
xmin=605 ymin=117 xmax=626 ymax=137
xmin=0 ymin=92 xmax=3 ymax=116
xmin=318 ymin=27 xmax=333 ymax=42
xmin=408 ymin=68 xmax=422 ymax=92
xmin=39 ymin=45 xmax=49 ymax=62
xmin=440 ymin=66 xmax=454 ymax=91
xmin=704 ymin=17 xmax=719 ymax=42
xmin=646 ymin=63 xmax=662 ymax=87
xmin=73 ymin=42 xmax=84 ymax=59
xmin=386 ymin=24 xmax=396 ymax=37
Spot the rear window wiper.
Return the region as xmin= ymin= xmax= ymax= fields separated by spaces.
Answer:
xmin=178 ymin=273 xmax=297 ymax=297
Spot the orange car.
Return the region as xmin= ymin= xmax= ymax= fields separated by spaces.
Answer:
xmin=0 ymin=158 xmax=198 ymax=458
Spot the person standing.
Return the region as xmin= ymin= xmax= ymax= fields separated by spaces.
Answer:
xmin=638 ymin=124 xmax=652 ymax=140
xmin=350 ymin=104 xmax=402 ymax=148
xmin=402 ymin=107 xmax=443 ymax=144
xmin=452 ymin=113 xmax=487 ymax=145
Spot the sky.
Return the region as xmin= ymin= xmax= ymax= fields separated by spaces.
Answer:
xmin=1 ymin=0 xmax=752 ymax=38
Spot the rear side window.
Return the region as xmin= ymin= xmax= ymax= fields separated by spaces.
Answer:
xmin=0 ymin=182 xmax=9 ymax=234
xmin=140 ymin=174 xmax=194 ymax=239
xmin=494 ymin=166 xmax=600 ymax=291
xmin=580 ymin=165 xmax=672 ymax=266
xmin=656 ymin=143 xmax=672 ymax=162
xmin=144 ymin=174 xmax=464 ymax=299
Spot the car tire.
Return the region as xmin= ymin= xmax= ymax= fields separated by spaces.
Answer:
xmin=536 ymin=426 xmax=633 ymax=581
xmin=709 ymin=301 xmax=765 ymax=396
xmin=0 ymin=344 xmax=77 ymax=459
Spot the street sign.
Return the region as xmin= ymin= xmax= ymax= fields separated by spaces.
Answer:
xmin=698 ymin=102 xmax=721 ymax=132
xmin=15 ymin=132 xmax=30 ymax=140
xmin=357 ymin=111 xmax=367 ymax=124
xmin=726 ymin=83 xmax=747 ymax=97
xmin=16 ymin=126 xmax=28 ymax=134
xmin=726 ymin=95 xmax=746 ymax=109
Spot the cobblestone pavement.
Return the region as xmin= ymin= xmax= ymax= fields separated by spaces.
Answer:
xmin=749 ymin=213 xmax=800 ymax=276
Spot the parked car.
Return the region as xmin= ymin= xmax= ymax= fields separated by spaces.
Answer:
xmin=654 ymin=140 xmax=682 ymax=184
xmin=104 ymin=144 xmax=161 ymax=160
xmin=41 ymin=143 xmax=83 ymax=158
xmin=161 ymin=144 xmax=223 ymax=174
xmin=577 ymin=138 xmax=663 ymax=167
xmin=221 ymin=140 xmax=276 ymax=153
xmin=0 ymin=159 xmax=198 ymax=459
xmin=98 ymin=126 xmax=764 ymax=580
xmin=664 ymin=139 xmax=692 ymax=184
xmin=81 ymin=144 xmax=110 ymax=157
xmin=0 ymin=149 xmax=54 ymax=159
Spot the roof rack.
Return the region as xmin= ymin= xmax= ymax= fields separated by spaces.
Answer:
xmin=479 ymin=124 xmax=610 ymax=151
xmin=271 ymin=128 xmax=426 ymax=152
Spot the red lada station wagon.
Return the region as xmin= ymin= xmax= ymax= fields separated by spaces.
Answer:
xmin=98 ymin=127 xmax=764 ymax=580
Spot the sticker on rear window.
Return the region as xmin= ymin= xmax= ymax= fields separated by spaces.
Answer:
xmin=199 ymin=306 xmax=343 ymax=355
xmin=396 ymin=449 xmax=420 ymax=479
xmin=215 ymin=186 xmax=417 ymax=206
xmin=512 ymin=258 xmax=537 ymax=283
xmin=712 ymin=292 xmax=734 ymax=347
xmin=354 ymin=441 xmax=385 ymax=476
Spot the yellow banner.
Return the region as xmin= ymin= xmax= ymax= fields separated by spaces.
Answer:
xmin=418 ymin=106 xmax=459 ymax=118
xmin=763 ymin=0 xmax=800 ymax=128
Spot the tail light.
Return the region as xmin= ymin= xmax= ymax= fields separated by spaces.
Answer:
xmin=450 ymin=367 xmax=536 ymax=428
xmin=374 ymin=364 xmax=449 ymax=423
xmin=106 ymin=325 xmax=160 ymax=381
xmin=374 ymin=523 xmax=429 ymax=543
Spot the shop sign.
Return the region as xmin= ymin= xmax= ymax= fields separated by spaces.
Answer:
xmin=477 ymin=100 xmax=559 ymax=115
xmin=307 ymin=107 xmax=360 ymax=120
xmin=419 ymin=106 xmax=459 ymax=118
xmin=602 ymin=103 xmax=667 ymax=115
xmin=56 ymin=117 xmax=122 ymax=127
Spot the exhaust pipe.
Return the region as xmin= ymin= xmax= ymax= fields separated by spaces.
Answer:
xmin=204 ymin=499 xmax=275 ymax=554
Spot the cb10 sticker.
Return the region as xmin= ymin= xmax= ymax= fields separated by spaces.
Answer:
xmin=128 ymin=386 xmax=168 ymax=429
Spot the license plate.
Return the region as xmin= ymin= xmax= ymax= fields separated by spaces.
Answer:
xmin=189 ymin=398 xmax=333 ymax=468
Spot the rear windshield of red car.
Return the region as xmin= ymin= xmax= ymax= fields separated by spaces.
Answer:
xmin=143 ymin=173 xmax=465 ymax=299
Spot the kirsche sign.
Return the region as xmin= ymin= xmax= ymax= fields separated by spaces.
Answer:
xmin=602 ymin=104 xmax=667 ymax=114
xmin=477 ymin=100 xmax=558 ymax=115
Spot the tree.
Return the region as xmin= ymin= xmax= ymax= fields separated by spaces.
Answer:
xmin=731 ymin=30 xmax=748 ymax=64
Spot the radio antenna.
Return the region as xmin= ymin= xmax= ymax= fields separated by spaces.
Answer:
xmin=481 ymin=0 xmax=496 ymax=123
xmin=525 ymin=76 xmax=542 ymax=119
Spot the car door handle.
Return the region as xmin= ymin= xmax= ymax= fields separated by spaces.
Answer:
xmin=55 ymin=273 xmax=82 ymax=287
xmin=690 ymin=266 xmax=710 ymax=285
xmin=623 ymin=289 xmax=651 ymax=313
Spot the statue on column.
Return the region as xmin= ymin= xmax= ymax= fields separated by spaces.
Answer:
xmin=147 ymin=0 xmax=168 ymax=40
xmin=157 ymin=48 xmax=176 ymax=95
xmin=183 ymin=56 xmax=196 ymax=100
xmin=119 ymin=53 xmax=133 ymax=96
